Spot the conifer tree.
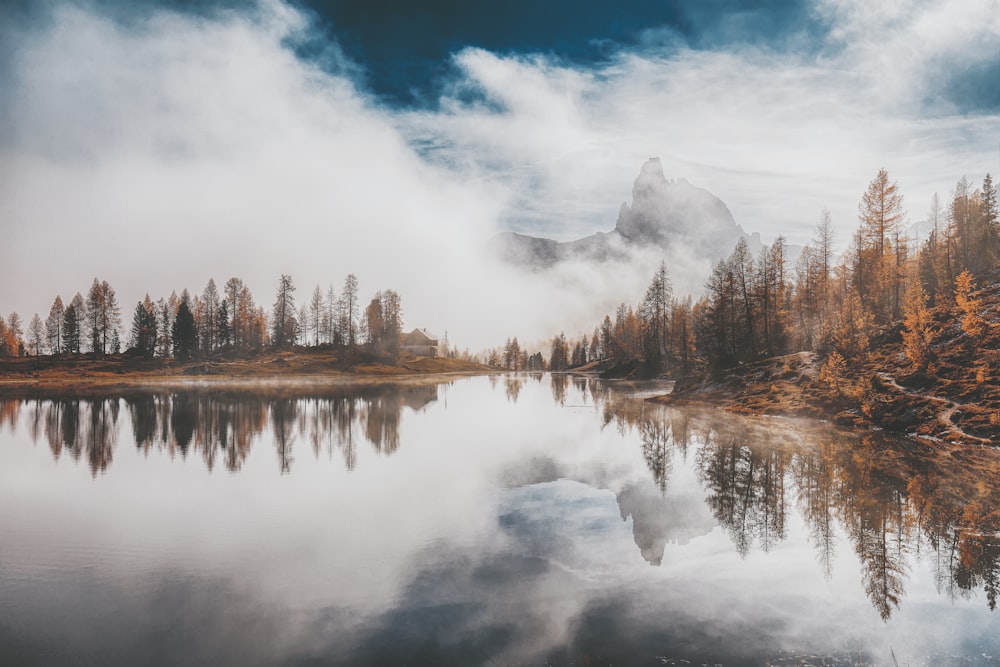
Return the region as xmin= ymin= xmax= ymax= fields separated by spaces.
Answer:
xmin=28 ymin=314 xmax=44 ymax=356
xmin=46 ymin=296 xmax=65 ymax=354
xmin=172 ymin=299 xmax=198 ymax=359
xmin=129 ymin=297 xmax=157 ymax=358
xmin=271 ymin=274 xmax=296 ymax=349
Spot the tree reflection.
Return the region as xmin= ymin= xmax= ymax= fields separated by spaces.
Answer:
xmin=271 ymin=398 xmax=298 ymax=474
xmin=26 ymin=398 xmax=118 ymax=475
xmin=696 ymin=434 xmax=788 ymax=557
xmin=550 ymin=374 xmax=568 ymax=405
xmin=504 ymin=376 xmax=523 ymax=403
xmin=582 ymin=385 xmax=1000 ymax=619
xmin=9 ymin=377 xmax=1000 ymax=621
xmin=640 ymin=418 xmax=672 ymax=493
xmin=21 ymin=383 xmax=441 ymax=475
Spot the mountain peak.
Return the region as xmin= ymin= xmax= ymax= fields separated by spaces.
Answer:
xmin=615 ymin=158 xmax=742 ymax=251
xmin=493 ymin=158 xmax=748 ymax=279
xmin=633 ymin=157 xmax=667 ymax=201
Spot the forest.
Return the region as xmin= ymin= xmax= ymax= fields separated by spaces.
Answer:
xmin=2 ymin=168 xmax=997 ymax=400
xmin=483 ymin=169 xmax=998 ymax=385
xmin=0 ymin=272 xmax=417 ymax=363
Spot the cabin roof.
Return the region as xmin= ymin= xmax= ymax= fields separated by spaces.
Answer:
xmin=401 ymin=328 xmax=439 ymax=345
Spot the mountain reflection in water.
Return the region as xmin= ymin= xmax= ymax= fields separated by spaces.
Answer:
xmin=2 ymin=375 xmax=999 ymax=665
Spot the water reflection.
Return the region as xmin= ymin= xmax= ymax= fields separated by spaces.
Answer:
xmin=599 ymin=387 xmax=1000 ymax=621
xmin=2 ymin=382 xmax=440 ymax=476
xmin=4 ymin=375 xmax=1000 ymax=630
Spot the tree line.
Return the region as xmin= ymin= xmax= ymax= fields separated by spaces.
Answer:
xmin=531 ymin=168 xmax=997 ymax=374
xmin=0 ymin=273 xmax=411 ymax=361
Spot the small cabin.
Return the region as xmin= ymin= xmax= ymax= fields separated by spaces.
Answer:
xmin=400 ymin=328 xmax=439 ymax=357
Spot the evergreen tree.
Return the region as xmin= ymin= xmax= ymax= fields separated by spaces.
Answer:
xmin=63 ymin=303 xmax=81 ymax=354
xmin=172 ymin=300 xmax=198 ymax=359
xmin=129 ymin=297 xmax=157 ymax=358
xmin=217 ymin=301 xmax=231 ymax=349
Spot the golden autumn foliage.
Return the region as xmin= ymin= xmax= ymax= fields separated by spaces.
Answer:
xmin=901 ymin=282 xmax=934 ymax=370
xmin=954 ymin=270 xmax=986 ymax=339
xmin=818 ymin=350 xmax=846 ymax=394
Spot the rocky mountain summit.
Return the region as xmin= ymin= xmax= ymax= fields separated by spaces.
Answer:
xmin=494 ymin=158 xmax=752 ymax=268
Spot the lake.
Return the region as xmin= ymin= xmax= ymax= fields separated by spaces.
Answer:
xmin=1 ymin=374 xmax=998 ymax=666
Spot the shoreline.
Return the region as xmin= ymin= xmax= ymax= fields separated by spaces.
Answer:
xmin=646 ymin=350 xmax=996 ymax=447
xmin=0 ymin=350 xmax=493 ymax=398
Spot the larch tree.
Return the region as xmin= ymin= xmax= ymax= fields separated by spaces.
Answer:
xmin=793 ymin=245 xmax=818 ymax=350
xmin=297 ymin=303 xmax=308 ymax=345
xmin=85 ymin=278 xmax=121 ymax=355
xmin=813 ymin=209 xmax=834 ymax=325
xmin=978 ymin=173 xmax=998 ymax=269
xmin=901 ymin=280 xmax=933 ymax=372
xmin=549 ymin=332 xmax=569 ymax=371
xmin=340 ymin=274 xmax=359 ymax=347
xmin=954 ymin=270 xmax=986 ymax=340
xmin=46 ymin=296 xmax=65 ymax=354
xmin=237 ymin=284 xmax=256 ymax=350
xmin=224 ymin=277 xmax=244 ymax=348
xmin=670 ymin=295 xmax=696 ymax=372
xmin=85 ymin=278 xmax=103 ymax=353
xmin=0 ymin=319 xmax=14 ymax=356
xmin=919 ymin=193 xmax=950 ymax=305
xmin=364 ymin=296 xmax=384 ymax=346
xmin=310 ymin=285 xmax=323 ymax=346
xmin=271 ymin=274 xmax=296 ymax=349
xmin=730 ymin=238 xmax=757 ymax=356
xmin=324 ymin=284 xmax=337 ymax=345
xmin=857 ymin=168 xmax=905 ymax=322
xmin=7 ymin=312 xmax=23 ymax=354
xmin=947 ymin=177 xmax=979 ymax=277
xmin=28 ymin=314 xmax=44 ymax=355
xmin=378 ymin=289 xmax=403 ymax=358
xmin=363 ymin=289 xmax=403 ymax=359
xmin=200 ymin=279 xmax=220 ymax=353
xmin=640 ymin=261 xmax=672 ymax=369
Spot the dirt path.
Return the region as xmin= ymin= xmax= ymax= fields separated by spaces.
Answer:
xmin=875 ymin=372 xmax=994 ymax=446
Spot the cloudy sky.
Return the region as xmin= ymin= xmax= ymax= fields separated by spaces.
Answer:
xmin=1 ymin=0 xmax=998 ymax=349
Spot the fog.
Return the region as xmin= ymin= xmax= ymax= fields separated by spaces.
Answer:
xmin=1 ymin=0 xmax=997 ymax=350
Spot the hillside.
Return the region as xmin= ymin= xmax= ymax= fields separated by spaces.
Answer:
xmin=654 ymin=267 xmax=1000 ymax=446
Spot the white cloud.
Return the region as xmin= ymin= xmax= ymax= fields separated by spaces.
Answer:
xmin=2 ymin=0 xmax=998 ymax=352
xmin=0 ymin=2 xmax=517 ymax=349
xmin=401 ymin=15 xmax=999 ymax=250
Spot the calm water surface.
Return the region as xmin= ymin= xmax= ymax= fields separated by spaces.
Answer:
xmin=1 ymin=375 xmax=998 ymax=666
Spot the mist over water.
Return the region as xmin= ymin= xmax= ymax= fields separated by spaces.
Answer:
xmin=2 ymin=376 xmax=998 ymax=666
